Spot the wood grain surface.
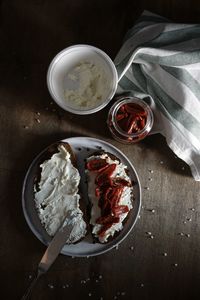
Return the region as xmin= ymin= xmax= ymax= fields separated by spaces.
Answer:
xmin=1 ymin=0 xmax=200 ymax=299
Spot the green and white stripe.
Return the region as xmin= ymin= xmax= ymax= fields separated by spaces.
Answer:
xmin=115 ymin=11 xmax=200 ymax=181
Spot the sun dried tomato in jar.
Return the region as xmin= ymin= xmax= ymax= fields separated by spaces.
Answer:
xmin=107 ymin=97 xmax=154 ymax=144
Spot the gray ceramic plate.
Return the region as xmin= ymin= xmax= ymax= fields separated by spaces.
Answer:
xmin=22 ymin=137 xmax=141 ymax=257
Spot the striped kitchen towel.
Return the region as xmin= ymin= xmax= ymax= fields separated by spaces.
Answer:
xmin=115 ymin=10 xmax=200 ymax=181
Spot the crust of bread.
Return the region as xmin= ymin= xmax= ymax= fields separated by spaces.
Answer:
xmin=88 ymin=151 xmax=121 ymax=164
xmin=86 ymin=150 xmax=134 ymax=244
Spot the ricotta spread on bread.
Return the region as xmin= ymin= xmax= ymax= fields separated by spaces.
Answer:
xmin=34 ymin=145 xmax=87 ymax=244
xmin=86 ymin=153 xmax=133 ymax=243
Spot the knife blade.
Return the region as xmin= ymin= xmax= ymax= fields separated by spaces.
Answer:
xmin=39 ymin=222 xmax=73 ymax=273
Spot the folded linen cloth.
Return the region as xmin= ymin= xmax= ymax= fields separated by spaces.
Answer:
xmin=115 ymin=10 xmax=200 ymax=181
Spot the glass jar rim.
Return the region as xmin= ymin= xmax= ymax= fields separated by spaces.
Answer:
xmin=111 ymin=97 xmax=154 ymax=138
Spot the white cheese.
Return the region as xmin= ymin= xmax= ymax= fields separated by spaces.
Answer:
xmin=34 ymin=145 xmax=87 ymax=243
xmin=86 ymin=154 xmax=133 ymax=243
xmin=64 ymin=61 xmax=108 ymax=109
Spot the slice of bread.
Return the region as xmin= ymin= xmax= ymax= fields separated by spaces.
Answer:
xmin=85 ymin=151 xmax=134 ymax=243
xmin=34 ymin=142 xmax=87 ymax=244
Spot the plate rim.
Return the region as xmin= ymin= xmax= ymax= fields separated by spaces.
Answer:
xmin=22 ymin=136 xmax=142 ymax=257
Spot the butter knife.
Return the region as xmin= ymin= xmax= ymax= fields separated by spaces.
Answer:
xmin=21 ymin=222 xmax=73 ymax=300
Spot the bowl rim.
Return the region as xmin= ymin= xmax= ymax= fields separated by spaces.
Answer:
xmin=47 ymin=44 xmax=118 ymax=115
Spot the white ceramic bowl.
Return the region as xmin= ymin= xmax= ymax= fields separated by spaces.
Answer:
xmin=47 ymin=44 xmax=118 ymax=115
xmin=22 ymin=137 xmax=141 ymax=257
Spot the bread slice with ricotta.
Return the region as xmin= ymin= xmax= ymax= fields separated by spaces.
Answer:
xmin=34 ymin=142 xmax=87 ymax=244
xmin=85 ymin=151 xmax=134 ymax=243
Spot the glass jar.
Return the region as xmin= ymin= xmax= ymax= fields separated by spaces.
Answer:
xmin=107 ymin=97 xmax=154 ymax=144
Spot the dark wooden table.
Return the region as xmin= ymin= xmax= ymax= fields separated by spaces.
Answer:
xmin=1 ymin=1 xmax=200 ymax=299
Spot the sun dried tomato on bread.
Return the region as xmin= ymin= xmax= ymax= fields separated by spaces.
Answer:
xmin=85 ymin=151 xmax=134 ymax=243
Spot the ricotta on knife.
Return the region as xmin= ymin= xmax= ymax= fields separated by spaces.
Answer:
xmin=86 ymin=152 xmax=133 ymax=243
xmin=34 ymin=143 xmax=87 ymax=244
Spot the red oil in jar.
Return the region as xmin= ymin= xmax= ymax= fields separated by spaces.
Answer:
xmin=107 ymin=97 xmax=154 ymax=144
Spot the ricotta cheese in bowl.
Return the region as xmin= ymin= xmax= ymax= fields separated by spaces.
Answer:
xmin=64 ymin=61 xmax=108 ymax=110
xmin=47 ymin=44 xmax=118 ymax=114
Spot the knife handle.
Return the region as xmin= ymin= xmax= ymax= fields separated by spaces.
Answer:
xmin=21 ymin=270 xmax=44 ymax=300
